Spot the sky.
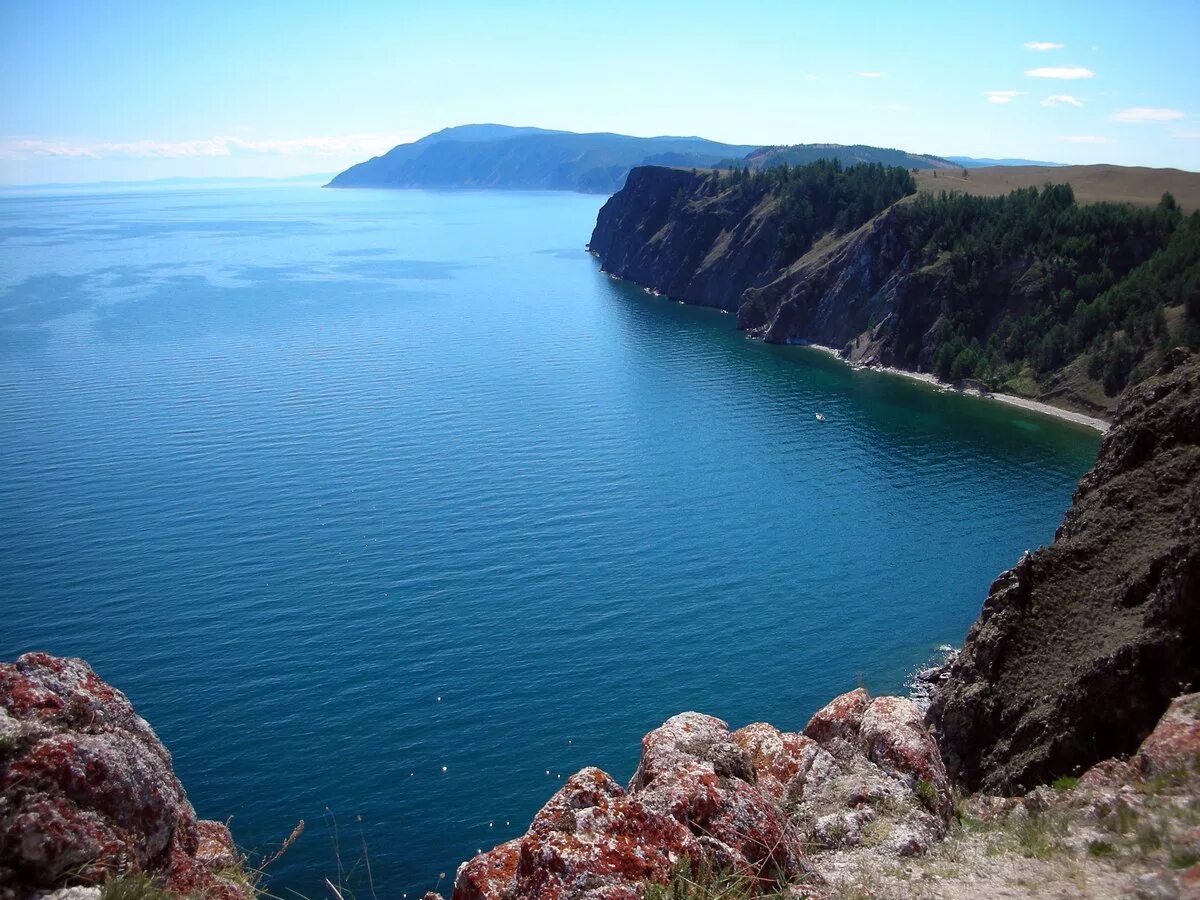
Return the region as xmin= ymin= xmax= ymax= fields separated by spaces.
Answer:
xmin=1 ymin=0 xmax=1198 ymax=184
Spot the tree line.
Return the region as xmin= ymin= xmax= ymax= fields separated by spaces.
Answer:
xmin=711 ymin=158 xmax=1199 ymax=395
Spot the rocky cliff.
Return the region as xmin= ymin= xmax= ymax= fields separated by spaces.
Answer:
xmin=928 ymin=349 xmax=1200 ymax=794
xmin=0 ymin=654 xmax=252 ymax=900
xmin=590 ymin=165 xmax=1200 ymax=416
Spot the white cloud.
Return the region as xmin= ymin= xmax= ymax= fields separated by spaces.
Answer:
xmin=858 ymin=72 xmax=886 ymax=78
xmin=1025 ymin=65 xmax=1095 ymax=79
xmin=1024 ymin=41 xmax=1064 ymax=51
xmin=1110 ymin=107 xmax=1186 ymax=123
xmin=1042 ymin=94 xmax=1083 ymax=107
xmin=1056 ymin=135 xmax=1116 ymax=144
xmin=984 ymin=90 xmax=1022 ymax=104
xmin=0 ymin=134 xmax=412 ymax=161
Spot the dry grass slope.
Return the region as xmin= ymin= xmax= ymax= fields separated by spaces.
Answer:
xmin=915 ymin=165 xmax=1200 ymax=212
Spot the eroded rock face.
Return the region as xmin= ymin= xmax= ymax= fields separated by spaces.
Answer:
xmin=929 ymin=352 xmax=1200 ymax=794
xmin=0 ymin=653 xmax=249 ymax=899
xmin=454 ymin=694 xmax=951 ymax=898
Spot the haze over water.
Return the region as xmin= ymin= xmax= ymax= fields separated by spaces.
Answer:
xmin=0 ymin=184 xmax=1098 ymax=896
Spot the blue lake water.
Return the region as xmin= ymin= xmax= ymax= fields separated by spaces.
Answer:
xmin=0 ymin=183 xmax=1099 ymax=897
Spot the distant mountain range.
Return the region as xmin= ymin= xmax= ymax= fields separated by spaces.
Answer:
xmin=326 ymin=125 xmax=758 ymax=194
xmin=326 ymin=125 xmax=1066 ymax=194
xmin=947 ymin=156 xmax=1065 ymax=168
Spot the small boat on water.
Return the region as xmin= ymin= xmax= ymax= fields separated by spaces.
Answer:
xmin=815 ymin=412 xmax=826 ymax=422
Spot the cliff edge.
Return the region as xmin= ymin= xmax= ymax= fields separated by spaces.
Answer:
xmin=928 ymin=349 xmax=1200 ymax=794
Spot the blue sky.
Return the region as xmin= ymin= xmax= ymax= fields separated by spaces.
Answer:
xmin=1 ymin=0 xmax=1198 ymax=183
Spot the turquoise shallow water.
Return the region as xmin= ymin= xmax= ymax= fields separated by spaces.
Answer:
xmin=0 ymin=183 xmax=1098 ymax=896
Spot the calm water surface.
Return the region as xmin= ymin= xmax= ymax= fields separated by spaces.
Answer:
xmin=0 ymin=183 xmax=1099 ymax=896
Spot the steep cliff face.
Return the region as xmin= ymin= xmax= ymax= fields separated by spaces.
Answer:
xmin=928 ymin=350 xmax=1200 ymax=794
xmin=589 ymin=167 xmax=1029 ymax=380
xmin=0 ymin=654 xmax=251 ymax=899
xmin=590 ymin=165 xmax=1200 ymax=416
xmin=588 ymin=167 xmax=787 ymax=311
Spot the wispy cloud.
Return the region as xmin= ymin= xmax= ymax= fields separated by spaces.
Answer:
xmin=1056 ymin=135 xmax=1116 ymax=144
xmin=1026 ymin=65 xmax=1095 ymax=79
xmin=1042 ymin=95 xmax=1083 ymax=107
xmin=0 ymin=134 xmax=411 ymax=161
xmin=1110 ymin=107 xmax=1186 ymax=123
xmin=857 ymin=72 xmax=886 ymax=78
xmin=1024 ymin=41 xmax=1064 ymax=51
xmin=984 ymin=90 xmax=1022 ymax=105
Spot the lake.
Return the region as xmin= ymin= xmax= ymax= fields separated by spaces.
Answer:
xmin=0 ymin=183 xmax=1099 ymax=897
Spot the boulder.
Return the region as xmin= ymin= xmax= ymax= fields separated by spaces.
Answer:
xmin=0 ymin=653 xmax=249 ymax=899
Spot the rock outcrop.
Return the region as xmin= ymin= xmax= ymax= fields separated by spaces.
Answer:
xmin=0 ymin=653 xmax=250 ymax=899
xmin=588 ymin=165 xmax=984 ymax=365
xmin=928 ymin=350 xmax=1200 ymax=794
xmin=453 ymin=692 xmax=950 ymax=899
xmin=589 ymin=165 xmax=1200 ymax=416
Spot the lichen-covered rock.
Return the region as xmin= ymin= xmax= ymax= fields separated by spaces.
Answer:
xmin=453 ymin=716 xmax=817 ymax=900
xmin=630 ymin=714 xmax=809 ymax=885
xmin=1134 ymin=692 xmax=1200 ymax=777
xmin=857 ymin=697 xmax=951 ymax=815
xmin=455 ymin=695 xmax=956 ymax=897
xmin=802 ymin=688 xmax=869 ymax=757
xmin=789 ymin=691 xmax=952 ymax=857
xmin=630 ymin=713 xmax=756 ymax=790
xmin=0 ymin=653 xmax=249 ymax=899
xmin=453 ymin=768 xmax=699 ymax=900
xmin=729 ymin=723 xmax=818 ymax=803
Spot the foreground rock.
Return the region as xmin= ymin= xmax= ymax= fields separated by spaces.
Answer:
xmin=453 ymin=692 xmax=951 ymax=898
xmin=929 ymin=350 xmax=1200 ymax=794
xmin=821 ymin=691 xmax=1200 ymax=899
xmin=0 ymin=653 xmax=250 ymax=899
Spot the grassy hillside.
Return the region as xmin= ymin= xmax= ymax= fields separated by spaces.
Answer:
xmin=916 ymin=164 xmax=1200 ymax=211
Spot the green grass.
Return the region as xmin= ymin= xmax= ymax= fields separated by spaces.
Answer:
xmin=915 ymin=779 xmax=940 ymax=814
xmin=99 ymin=875 xmax=177 ymax=900
xmin=1051 ymin=776 xmax=1079 ymax=792
xmin=1014 ymin=813 xmax=1071 ymax=861
xmin=1101 ymin=802 xmax=1139 ymax=835
xmin=1169 ymin=848 xmax=1200 ymax=870
xmin=642 ymin=861 xmax=816 ymax=900
xmin=1087 ymin=839 xmax=1116 ymax=858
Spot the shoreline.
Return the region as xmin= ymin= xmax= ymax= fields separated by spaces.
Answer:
xmin=594 ymin=259 xmax=1111 ymax=434
xmin=799 ymin=342 xmax=1111 ymax=433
